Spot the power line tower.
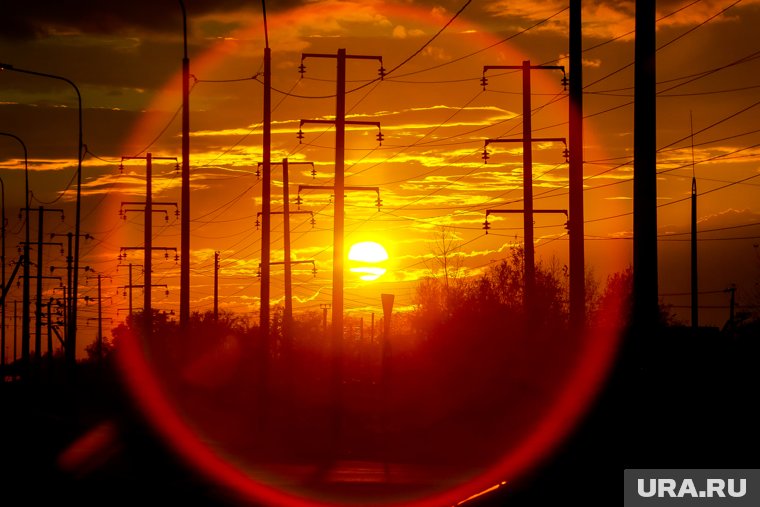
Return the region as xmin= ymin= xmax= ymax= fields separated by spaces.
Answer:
xmin=481 ymin=62 xmax=567 ymax=320
xmin=482 ymin=136 xmax=568 ymax=315
xmin=298 ymin=47 xmax=385 ymax=362
xmin=568 ymin=0 xmax=586 ymax=334
xmin=50 ymin=232 xmax=92 ymax=351
xmin=119 ymin=153 xmax=179 ymax=336
xmin=21 ymin=206 xmax=64 ymax=365
xmin=116 ymin=262 xmax=144 ymax=318
xmin=214 ymin=251 xmax=220 ymax=321
xmin=298 ymin=48 xmax=385 ymax=451
xmin=257 ymin=158 xmax=317 ymax=339
xmin=85 ymin=273 xmax=112 ymax=364
xmin=297 ymin=48 xmax=385 ymax=454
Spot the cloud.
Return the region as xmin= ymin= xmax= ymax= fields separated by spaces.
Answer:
xmin=482 ymin=0 xmax=760 ymax=41
xmin=1 ymin=0 xmax=279 ymax=40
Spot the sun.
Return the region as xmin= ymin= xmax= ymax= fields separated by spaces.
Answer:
xmin=348 ymin=241 xmax=389 ymax=281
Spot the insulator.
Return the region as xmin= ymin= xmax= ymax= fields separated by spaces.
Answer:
xmin=255 ymin=218 xmax=260 ymax=230
xmin=296 ymin=129 xmax=304 ymax=143
xmin=175 ymin=209 xmax=180 ymax=217
xmin=165 ymin=289 xmax=170 ymax=296
xmin=378 ymin=66 xmax=386 ymax=80
xmin=564 ymin=220 xmax=570 ymax=231
xmin=310 ymin=216 xmax=316 ymax=227
xmin=175 ymin=162 xmax=180 ymax=172
xmin=563 ymin=148 xmax=570 ymax=163
xmin=298 ymin=62 xmax=306 ymax=76
xmin=119 ymin=163 xmax=124 ymax=173
xmin=482 ymin=220 xmax=490 ymax=232
xmin=164 ymin=214 xmax=169 ymax=222
xmin=175 ymin=254 xmax=179 ymax=262
xmin=482 ymin=148 xmax=490 ymax=164
xmin=311 ymin=167 xmax=317 ymax=178
xmin=377 ymin=131 xmax=384 ymax=145
xmin=561 ymin=75 xmax=569 ymax=91
xmin=312 ymin=267 xmax=317 ymax=276
xmin=164 ymin=252 xmax=169 ymax=260
xmin=480 ymin=75 xmax=488 ymax=91
xmin=376 ymin=198 xmax=383 ymax=209
xmin=60 ymin=214 xmax=65 ymax=222
xmin=255 ymin=168 xmax=261 ymax=179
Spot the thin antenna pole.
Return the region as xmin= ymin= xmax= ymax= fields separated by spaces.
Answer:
xmin=690 ymin=112 xmax=698 ymax=331
xmin=262 ymin=0 xmax=269 ymax=49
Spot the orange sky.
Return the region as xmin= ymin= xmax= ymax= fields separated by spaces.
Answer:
xmin=2 ymin=0 xmax=760 ymax=356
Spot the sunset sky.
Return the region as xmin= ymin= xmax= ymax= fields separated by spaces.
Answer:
xmin=2 ymin=0 xmax=760 ymax=357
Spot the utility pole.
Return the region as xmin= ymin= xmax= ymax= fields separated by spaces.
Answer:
xmin=0 ymin=176 xmax=5 ymax=375
xmin=21 ymin=206 xmax=64 ymax=363
xmin=482 ymin=137 xmax=568 ymax=313
xmin=86 ymin=273 xmax=112 ymax=364
xmin=725 ymin=284 xmax=736 ymax=334
xmin=691 ymin=179 xmax=698 ymax=331
xmin=633 ymin=0 xmax=658 ymax=335
xmin=117 ymin=263 xmax=143 ymax=318
xmin=260 ymin=1 xmax=273 ymax=353
xmin=257 ymin=158 xmax=316 ymax=341
xmin=13 ymin=300 xmax=17 ymax=365
xmin=214 ymin=251 xmax=220 ymax=321
xmin=482 ymin=62 xmax=567 ymax=319
xmin=321 ymin=303 xmax=331 ymax=338
xmin=569 ymin=0 xmax=585 ymax=333
xmin=118 ymin=247 xmax=176 ymax=331
xmin=690 ymin=113 xmax=698 ymax=332
xmin=179 ymin=0 xmax=191 ymax=329
xmin=120 ymin=154 xmax=178 ymax=336
xmin=298 ymin=50 xmax=385 ymax=399
xmin=50 ymin=232 xmax=92 ymax=348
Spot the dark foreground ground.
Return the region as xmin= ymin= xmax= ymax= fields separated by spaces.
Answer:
xmin=1 ymin=325 xmax=758 ymax=506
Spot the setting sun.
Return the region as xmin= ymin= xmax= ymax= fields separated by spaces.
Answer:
xmin=348 ymin=241 xmax=389 ymax=281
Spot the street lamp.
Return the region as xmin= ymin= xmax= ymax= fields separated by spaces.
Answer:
xmin=0 ymin=132 xmax=29 ymax=374
xmin=0 ymin=63 xmax=83 ymax=369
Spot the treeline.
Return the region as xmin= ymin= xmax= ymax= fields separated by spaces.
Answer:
xmin=97 ymin=250 xmax=631 ymax=476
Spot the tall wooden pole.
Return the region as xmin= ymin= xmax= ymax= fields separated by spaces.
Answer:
xmin=179 ymin=0 xmax=191 ymax=327
xmin=144 ymin=153 xmax=153 ymax=335
xmin=569 ymin=0 xmax=585 ymax=333
xmin=282 ymin=159 xmax=293 ymax=344
xmin=633 ymin=0 xmax=658 ymax=334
